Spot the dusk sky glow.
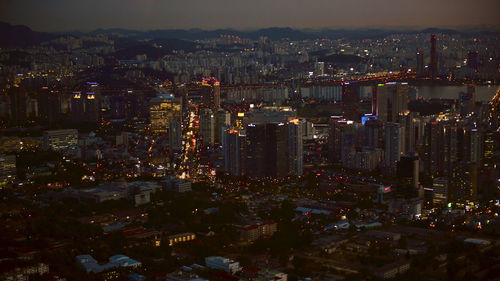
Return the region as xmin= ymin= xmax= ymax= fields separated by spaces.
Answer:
xmin=1 ymin=0 xmax=499 ymax=31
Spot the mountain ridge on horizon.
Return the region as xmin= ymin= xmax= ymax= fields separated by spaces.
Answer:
xmin=1 ymin=21 xmax=500 ymax=48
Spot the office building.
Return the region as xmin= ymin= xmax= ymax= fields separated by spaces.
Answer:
xmin=328 ymin=117 xmax=362 ymax=162
xmin=314 ymin=61 xmax=325 ymax=76
xmin=432 ymin=177 xmax=448 ymax=205
xmin=38 ymin=88 xmax=61 ymax=124
xmin=149 ymin=94 xmax=181 ymax=134
xmin=169 ymin=119 xmax=182 ymax=151
xmin=201 ymin=78 xmax=220 ymax=109
xmin=397 ymin=154 xmax=419 ymax=189
xmin=341 ymin=82 xmax=361 ymax=121
xmin=450 ymin=162 xmax=478 ymax=202
xmin=199 ymin=108 xmax=215 ymax=146
xmin=364 ymin=118 xmax=385 ymax=150
xmin=385 ymin=122 xmax=405 ymax=173
xmin=214 ymin=109 xmax=231 ymax=144
xmin=223 ymin=128 xmax=246 ymax=177
xmin=244 ymin=120 xmax=303 ymax=178
xmin=42 ymin=129 xmax=78 ymax=155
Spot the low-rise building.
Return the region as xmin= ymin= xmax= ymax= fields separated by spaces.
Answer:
xmin=239 ymin=221 xmax=278 ymax=241
xmin=168 ymin=233 xmax=196 ymax=246
xmin=205 ymin=256 xmax=242 ymax=274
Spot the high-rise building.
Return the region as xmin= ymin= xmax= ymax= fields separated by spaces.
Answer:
xmin=8 ymin=86 xmax=27 ymax=125
xmin=373 ymin=82 xmax=409 ymax=122
xmin=71 ymin=92 xmax=101 ymax=124
xmin=84 ymin=92 xmax=100 ymax=123
xmin=364 ymin=119 xmax=385 ymax=150
xmin=385 ymin=122 xmax=405 ymax=173
xmin=416 ymin=50 xmax=425 ymax=76
xmin=396 ymin=112 xmax=416 ymax=153
xmin=423 ymin=121 xmax=441 ymax=176
xmin=223 ymin=128 xmax=246 ymax=177
xmin=429 ymin=34 xmax=438 ymax=77
xmin=467 ymin=51 xmax=479 ymax=70
xmin=38 ymin=88 xmax=61 ymax=124
xmin=287 ymin=119 xmax=304 ymax=176
xmin=469 ymin=128 xmax=482 ymax=165
xmin=314 ymin=61 xmax=325 ymax=76
xmin=168 ymin=119 xmax=182 ymax=151
xmin=372 ymin=85 xmax=388 ymax=122
xmin=199 ymin=108 xmax=215 ymax=146
xmin=341 ymin=82 xmax=361 ymax=121
xmin=328 ymin=117 xmax=360 ymax=162
xmin=42 ymin=129 xmax=79 ymax=155
xmin=149 ymin=94 xmax=181 ymax=134
xmin=397 ymin=153 xmax=419 ymax=190
xmin=214 ymin=109 xmax=231 ymax=144
xmin=432 ymin=177 xmax=448 ymax=205
xmin=201 ymin=78 xmax=220 ymax=109
xmin=244 ymin=121 xmax=303 ymax=178
xmin=450 ymin=162 xmax=478 ymax=202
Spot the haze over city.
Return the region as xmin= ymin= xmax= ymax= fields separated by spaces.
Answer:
xmin=1 ymin=0 xmax=500 ymax=31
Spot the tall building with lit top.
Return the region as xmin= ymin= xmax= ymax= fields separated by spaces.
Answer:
xmin=223 ymin=128 xmax=246 ymax=176
xmin=341 ymin=82 xmax=361 ymax=121
xmin=149 ymin=94 xmax=181 ymax=134
xmin=201 ymin=78 xmax=220 ymax=109
xmin=373 ymin=82 xmax=409 ymax=123
xmin=244 ymin=120 xmax=304 ymax=178
xmin=71 ymin=92 xmax=100 ymax=123
xmin=416 ymin=51 xmax=425 ymax=76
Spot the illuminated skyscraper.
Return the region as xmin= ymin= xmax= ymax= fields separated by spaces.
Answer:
xmin=432 ymin=177 xmax=448 ymax=205
xmin=149 ymin=94 xmax=181 ymax=134
xmin=71 ymin=92 xmax=101 ymax=124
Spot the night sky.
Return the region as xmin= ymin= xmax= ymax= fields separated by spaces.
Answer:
xmin=1 ymin=0 xmax=499 ymax=31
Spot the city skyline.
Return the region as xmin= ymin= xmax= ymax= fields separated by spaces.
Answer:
xmin=1 ymin=0 xmax=500 ymax=32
